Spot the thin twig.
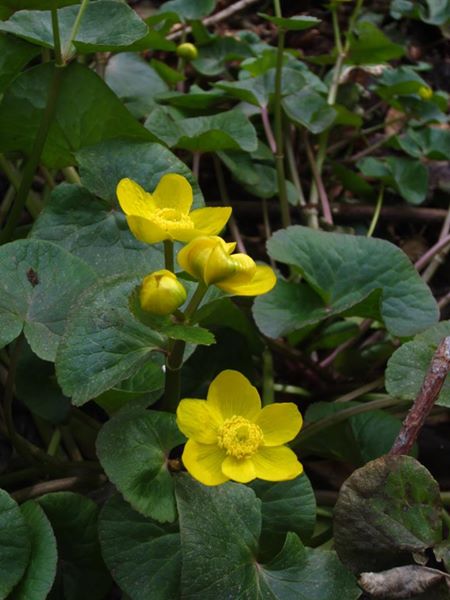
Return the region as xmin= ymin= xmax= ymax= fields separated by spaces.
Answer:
xmin=12 ymin=474 xmax=107 ymax=504
xmin=390 ymin=336 xmax=450 ymax=456
xmin=260 ymin=106 xmax=277 ymax=154
xmin=415 ymin=233 xmax=450 ymax=272
xmin=167 ymin=0 xmax=260 ymax=40
xmin=422 ymin=201 xmax=450 ymax=283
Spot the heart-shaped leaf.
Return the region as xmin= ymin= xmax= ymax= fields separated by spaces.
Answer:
xmin=97 ymin=411 xmax=185 ymax=523
xmin=0 ymin=239 xmax=96 ymax=361
xmin=10 ymin=501 xmax=57 ymax=600
xmin=98 ymin=494 xmax=181 ymax=600
xmin=253 ymin=226 xmax=438 ymax=338
xmin=0 ymin=489 xmax=31 ymax=599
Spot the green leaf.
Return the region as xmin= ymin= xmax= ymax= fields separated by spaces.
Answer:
xmin=251 ymin=475 xmax=316 ymax=545
xmin=0 ymin=489 xmax=30 ymax=599
xmin=332 ymin=163 xmax=375 ymax=199
xmin=419 ymin=0 xmax=450 ymax=25
xmin=283 ymin=87 xmax=337 ymax=134
xmin=76 ymin=138 xmax=204 ymax=209
xmin=16 ymin=343 xmax=71 ymax=424
xmin=31 ymin=183 xmax=164 ymax=278
xmin=38 ymin=492 xmax=112 ymax=600
xmin=358 ymin=156 xmax=429 ymax=205
xmin=98 ymin=494 xmax=181 ymax=600
xmin=145 ymin=108 xmax=258 ymax=152
xmin=192 ymin=34 xmax=254 ymax=76
xmin=0 ymin=0 xmax=78 ymax=9
xmin=105 ymin=53 xmax=168 ymax=119
xmin=176 ymin=475 xmax=359 ymax=599
xmin=214 ymin=67 xmax=306 ymax=108
xmin=0 ymin=2 xmax=148 ymax=53
xmin=97 ymin=411 xmax=185 ymax=523
xmin=159 ymin=0 xmax=217 ymax=20
xmin=259 ymin=13 xmax=321 ymax=30
xmin=156 ymin=85 xmax=226 ymax=111
xmin=253 ymin=226 xmax=438 ymax=338
xmin=0 ymin=239 xmax=96 ymax=361
xmin=387 ymin=156 xmax=429 ymax=205
xmin=55 ymin=276 xmax=166 ymax=405
xmin=0 ymin=62 xmax=155 ymax=168
xmin=218 ymin=143 xmax=298 ymax=201
xmin=11 ymin=501 xmax=57 ymax=600
xmin=0 ymin=34 xmax=39 ymax=95
xmin=334 ymin=455 xmax=443 ymax=572
xmin=376 ymin=66 xmax=428 ymax=99
xmin=347 ymin=21 xmax=404 ymax=64
xmin=397 ymin=128 xmax=450 ymax=160
xmin=300 ymin=401 xmax=404 ymax=465
xmin=386 ymin=321 xmax=450 ymax=408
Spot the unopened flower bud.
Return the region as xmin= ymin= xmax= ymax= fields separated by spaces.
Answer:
xmin=418 ymin=86 xmax=433 ymax=100
xmin=140 ymin=269 xmax=187 ymax=316
xmin=176 ymin=42 xmax=198 ymax=61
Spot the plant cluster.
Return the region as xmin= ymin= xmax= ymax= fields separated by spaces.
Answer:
xmin=0 ymin=0 xmax=449 ymax=598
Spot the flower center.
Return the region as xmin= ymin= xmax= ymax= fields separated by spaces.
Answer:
xmin=217 ymin=415 xmax=263 ymax=459
xmin=153 ymin=208 xmax=194 ymax=231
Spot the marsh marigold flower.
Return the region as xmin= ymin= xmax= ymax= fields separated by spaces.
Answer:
xmin=177 ymin=370 xmax=303 ymax=485
xmin=177 ymin=236 xmax=276 ymax=296
xmin=117 ymin=174 xmax=231 ymax=244
xmin=140 ymin=269 xmax=187 ymax=315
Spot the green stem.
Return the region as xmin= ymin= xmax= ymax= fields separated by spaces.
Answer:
xmin=51 ymin=5 xmax=63 ymax=66
xmin=0 ymin=67 xmax=64 ymax=244
xmin=293 ymin=396 xmax=410 ymax=449
xmin=62 ymin=166 xmax=81 ymax=184
xmin=274 ymin=26 xmax=291 ymax=229
xmin=367 ymin=185 xmax=384 ymax=238
xmin=285 ymin=131 xmax=306 ymax=207
xmin=63 ymin=0 xmax=90 ymax=60
xmin=164 ymin=240 xmax=175 ymax=272
xmin=262 ymin=348 xmax=274 ymax=406
xmin=47 ymin=427 xmax=61 ymax=457
xmin=162 ymin=283 xmax=208 ymax=412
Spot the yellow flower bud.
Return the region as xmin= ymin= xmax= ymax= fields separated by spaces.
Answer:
xmin=140 ymin=269 xmax=187 ymax=316
xmin=176 ymin=42 xmax=198 ymax=61
xmin=177 ymin=236 xmax=276 ymax=297
xmin=418 ymin=86 xmax=433 ymax=100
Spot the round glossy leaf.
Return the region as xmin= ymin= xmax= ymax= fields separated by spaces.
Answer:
xmin=97 ymin=410 xmax=185 ymax=523
xmin=99 ymin=494 xmax=180 ymax=600
xmin=38 ymin=492 xmax=111 ymax=600
xmin=334 ymin=455 xmax=443 ymax=573
xmin=0 ymin=239 xmax=96 ymax=361
xmin=0 ymin=489 xmax=31 ymax=599
xmin=10 ymin=501 xmax=57 ymax=600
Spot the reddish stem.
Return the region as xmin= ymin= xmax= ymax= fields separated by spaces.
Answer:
xmin=389 ymin=336 xmax=450 ymax=456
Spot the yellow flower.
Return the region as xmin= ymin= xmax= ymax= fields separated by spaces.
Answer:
xmin=177 ymin=236 xmax=276 ymax=296
xmin=140 ymin=269 xmax=187 ymax=315
xmin=117 ymin=174 xmax=231 ymax=244
xmin=176 ymin=370 xmax=303 ymax=486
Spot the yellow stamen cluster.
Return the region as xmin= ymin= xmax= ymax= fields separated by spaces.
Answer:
xmin=152 ymin=208 xmax=194 ymax=231
xmin=217 ymin=415 xmax=264 ymax=459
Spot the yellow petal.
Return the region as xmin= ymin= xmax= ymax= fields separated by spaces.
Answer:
xmin=117 ymin=178 xmax=156 ymax=217
xmin=203 ymin=243 xmax=236 ymax=285
xmin=207 ymin=370 xmax=261 ymax=421
xmin=252 ymin=446 xmax=303 ymax=481
xmin=190 ymin=207 xmax=232 ymax=236
xmin=126 ymin=215 xmax=168 ymax=243
xmin=153 ymin=173 xmax=193 ymax=214
xmin=177 ymin=399 xmax=222 ymax=444
xmin=256 ymin=403 xmax=303 ymax=446
xmin=221 ymin=456 xmax=256 ymax=483
xmin=218 ymin=265 xmax=276 ymax=296
xmin=182 ymin=439 xmax=228 ymax=486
